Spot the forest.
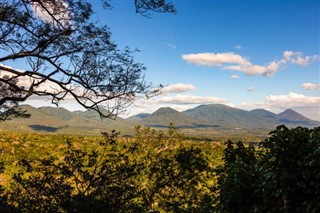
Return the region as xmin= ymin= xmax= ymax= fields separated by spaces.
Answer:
xmin=0 ymin=0 xmax=319 ymax=212
xmin=0 ymin=124 xmax=320 ymax=212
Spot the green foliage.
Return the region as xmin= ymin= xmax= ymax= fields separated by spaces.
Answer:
xmin=5 ymin=131 xmax=144 ymax=212
xmin=146 ymin=146 xmax=217 ymax=212
xmin=258 ymin=125 xmax=320 ymax=212
xmin=217 ymin=141 xmax=260 ymax=212
xmin=2 ymin=125 xmax=319 ymax=212
xmin=0 ymin=126 xmax=222 ymax=212
xmin=217 ymin=125 xmax=320 ymax=212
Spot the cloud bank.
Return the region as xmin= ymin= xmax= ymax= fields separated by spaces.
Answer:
xmin=240 ymin=92 xmax=320 ymax=120
xmin=158 ymin=94 xmax=227 ymax=105
xmin=161 ymin=83 xmax=195 ymax=94
xmin=182 ymin=51 xmax=319 ymax=76
xmin=301 ymin=83 xmax=320 ymax=91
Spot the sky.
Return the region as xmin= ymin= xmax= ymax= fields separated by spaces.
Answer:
xmin=24 ymin=1 xmax=320 ymax=120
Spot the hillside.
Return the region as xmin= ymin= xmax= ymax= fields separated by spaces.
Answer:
xmin=0 ymin=104 xmax=318 ymax=136
xmin=0 ymin=105 xmax=138 ymax=135
xmin=278 ymin=109 xmax=317 ymax=124
xmin=183 ymin=104 xmax=271 ymax=128
xmin=140 ymin=107 xmax=218 ymax=128
xmin=127 ymin=113 xmax=150 ymax=120
xmin=182 ymin=104 xmax=319 ymax=129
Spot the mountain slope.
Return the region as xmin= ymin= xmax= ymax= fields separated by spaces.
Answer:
xmin=141 ymin=107 xmax=217 ymax=128
xmin=127 ymin=113 xmax=150 ymax=120
xmin=0 ymin=105 xmax=137 ymax=135
xmin=1 ymin=105 xmax=318 ymax=135
xmin=183 ymin=104 xmax=319 ymax=128
xmin=183 ymin=104 xmax=266 ymax=128
xmin=278 ymin=109 xmax=319 ymax=125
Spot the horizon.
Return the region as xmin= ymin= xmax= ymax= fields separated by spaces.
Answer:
xmin=16 ymin=1 xmax=319 ymax=120
xmin=20 ymin=103 xmax=317 ymax=122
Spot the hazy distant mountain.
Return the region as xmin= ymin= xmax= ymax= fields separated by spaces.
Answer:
xmin=127 ymin=113 xmax=151 ymax=120
xmin=0 ymin=105 xmax=137 ymax=135
xmin=0 ymin=104 xmax=318 ymax=135
xmin=37 ymin=106 xmax=78 ymax=121
xmin=77 ymin=107 xmax=124 ymax=121
xmin=182 ymin=104 xmax=319 ymax=128
xmin=141 ymin=107 xmax=215 ymax=128
xmin=183 ymin=104 xmax=269 ymax=128
xmin=278 ymin=109 xmax=318 ymax=124
xmin=250 ymin=109 xmax=278 ymax=119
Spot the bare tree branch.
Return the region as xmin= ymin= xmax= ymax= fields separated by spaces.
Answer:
xmin=0 ymin=0 xmax=174 ymax=121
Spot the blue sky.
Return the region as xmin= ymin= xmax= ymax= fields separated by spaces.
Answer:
xmin=25 ymin=1 xmax=320 ymax=120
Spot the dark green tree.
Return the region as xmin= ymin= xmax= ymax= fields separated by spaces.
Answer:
xmin=217 ymin=125 xmax=320 ymax=212
xmin=258 ymin=125 xmax=320 ymax=212
xmin=0 ymin=0 xmax=175 ymax=120
xmin=146 ymin=146 xmax=216 ymax=212
xmin=216 ymin=140 xmax=260 ymax=213
xmin=0 ymin=76 xmax=30 ymax=121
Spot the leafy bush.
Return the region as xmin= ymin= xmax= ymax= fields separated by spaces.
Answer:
xmin=1 ymin=126 xmax=220 ymax=212
xmin=2 ymin=125 xmax=319 ymax=212
xmin=217 ymin=125 xmax=320 ymax=212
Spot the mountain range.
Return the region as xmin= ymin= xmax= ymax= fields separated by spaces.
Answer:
xmin=0 ymin=104 xmax=318 ymax=136
xmin=131 ymin=104 xmax=319 ymax=129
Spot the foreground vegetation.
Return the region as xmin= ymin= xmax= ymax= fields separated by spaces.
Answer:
xmin=0 ymin=125 xmax=319 ymax=212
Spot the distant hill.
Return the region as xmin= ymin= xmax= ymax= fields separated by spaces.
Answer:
xmin=182 ymin=104 xmax=319 ymax=129
xmin=183 ymin=104 xmax=272 ymax=128
xmin=277 ymin=109 xmax=316 ymax=124
xmin=140 ymin=107 xmax=218 ymax=128
xmin=76 ymin=108 xmax=124 ymax=121
xmin=0 ymin=104 xmax=318 ymax=135
xmin=127 ymin=113 xmax=150 ymax=120
xmin=0 ymin=105 xmax=137 ymax=135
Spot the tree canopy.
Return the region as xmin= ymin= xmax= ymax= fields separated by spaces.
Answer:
xmin=0 ymin=0 xmax=176 ymax=120
xmin=217 ymin=125 xmax=320 ymax=212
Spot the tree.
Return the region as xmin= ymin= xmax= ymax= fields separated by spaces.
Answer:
xmin=0 ymin=76 xmax=31 ymax=121
xmin=0 ymin=0 xmax=176 ymax=120
xmin=217 ymin=125 xmax=320 ymax=212
xmin=2 ymin=125 xmax=221 ymax=212
xmin=258 ymin=125 xmax=320 ymax=212
xmin=216 ymin=140 xmax=260 ymax=213
xmin=5 ymin=131 xmax=145 ymax=212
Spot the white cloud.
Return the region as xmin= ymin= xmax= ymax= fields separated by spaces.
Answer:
xmin=182 ymin=51 xmax=319 ymax=76
xmin=247 ymin=86 xmax=255 ymax=92
xmin=230 ymin=74 xmax=240 ymax=79
xmin=282 ymin=51 xmax=319 ymax=66
xmin=161 ymin=83 xmax=195 ymax=94
xmin=234 ymin=45 xmax=242 ymax=50
xmin=301 ymin=83 xmax=320 ymax=91
xmin=266 ymin=92 xmax=320 ymax=107
xmin=182 ymin=52 xmax=251 ymax=67
xmin=239 ymin=92 xmax=320 ymax=120
xmin=158 ymin=94 xmax=227 ymax=105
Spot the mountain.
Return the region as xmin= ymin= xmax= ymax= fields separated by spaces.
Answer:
xmin=77 ymin=107 xmax=124 ymax=121
xmin=183 ymin=104 xmax=268 ymax=128
xmin=0 ymin=105 xmax=137 ymax=135
xmin=250 ymin=109 xmax=278 ymax=119
xmin=278 ymin=109 xmax=318 ymax=125
xmin=127 ymin=113 xmax=150 ymax=120
xmin=141 ymin=107 xmax=214 ymax=128
xmin=0 ymin=104 xmax=318 ymax=135
xmin=182 ymin=104 xmax=319 ymax=129
xmin=37 ymin=106 xmax=78 ymax=121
